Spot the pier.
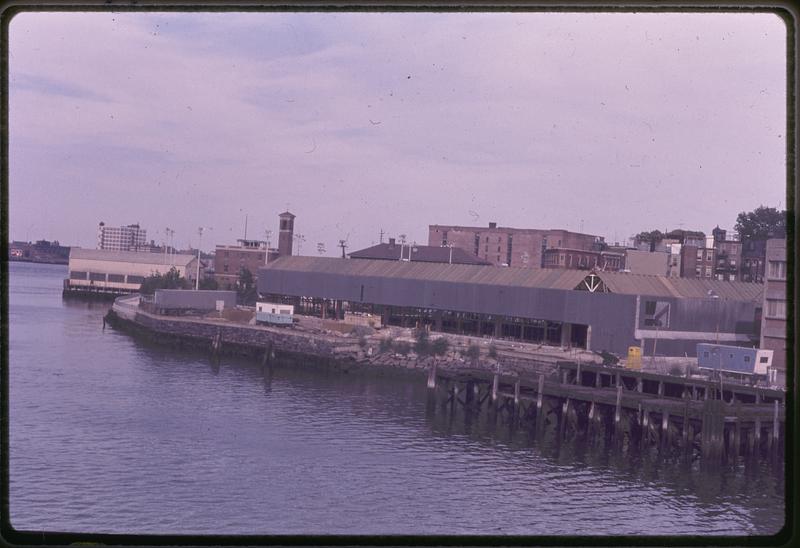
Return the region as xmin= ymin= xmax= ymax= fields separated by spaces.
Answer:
xmin=427 ymin=361 xmax=785 ymax=463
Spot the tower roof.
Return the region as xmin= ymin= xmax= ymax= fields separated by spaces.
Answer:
xmin=279 ymin=211 xmax=295 ymax=218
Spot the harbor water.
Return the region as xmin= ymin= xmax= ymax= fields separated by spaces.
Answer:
xmin=7 ymin=262 xmax=785 ymax=536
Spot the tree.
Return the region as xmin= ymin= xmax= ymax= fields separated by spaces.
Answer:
xmin=139 ymin=267 xmax=190 ymax=294
xmin=198 ymin=277 xmax=218 ymax=290
xmin=634 ymin=230 xmax=665 ymax=252
xmin=735 ymin=206 xmax=786 ymax=241
xmin=237 ymin=267 xmax=258 ymax=306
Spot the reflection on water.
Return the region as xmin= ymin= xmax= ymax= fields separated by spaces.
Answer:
xmin=7 ymin=262 xmax=785 ymax=536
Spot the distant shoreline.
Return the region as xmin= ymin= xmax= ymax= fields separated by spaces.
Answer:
xmin=9 ymin=257 xmax=68 ymax=266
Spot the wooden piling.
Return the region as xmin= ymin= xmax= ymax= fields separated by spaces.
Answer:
xmin=514 ymin=379 xmax=520 ymax=406
xmin=427 ymin=362 xmax=437 ymax=389
xmin=773 ymin=400 xmax=780 ymax=446
xmin=536 ymin=374 xmax=544 ymax=411
xmin=491 ymin=373 xmax=499 ymax=404
xmin=576 ymin=363 xmax=582 ymax=385
xmin=661 ymin=408 xmax=669 ymax=449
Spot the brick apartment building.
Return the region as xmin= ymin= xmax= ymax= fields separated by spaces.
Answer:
xmin=680 ymin=245 xmax=716 ymax=279
xmin=428 ymin=223 xmax=603 ymax=268
xmin=712 ymin=226 xmax=742 ymax=282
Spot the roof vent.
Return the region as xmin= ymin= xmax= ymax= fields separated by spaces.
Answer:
xmin=489 ymin=222 xmax=497 ymax=229
xmin=388 ymin=238 xmax=396 ymax=246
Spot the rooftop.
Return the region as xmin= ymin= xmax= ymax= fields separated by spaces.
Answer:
xmin=349 ymin=242 xmax=491 ymax=265
xmin=262 ymin=257 xmax=763 ymax=302
xmin=69 ymin=247 xmax=196 ymax=266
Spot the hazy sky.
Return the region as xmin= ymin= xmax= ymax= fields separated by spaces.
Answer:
xmin=8 ymin=10 xmax=787 ymax=253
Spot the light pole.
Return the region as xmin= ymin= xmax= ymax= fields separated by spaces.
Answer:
xmin=196 ymin=226 xmax=211 ymax=290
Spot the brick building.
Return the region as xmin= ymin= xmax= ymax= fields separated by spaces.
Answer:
xmin=428 ymin=222 xmax=603 ymax=268
xmin=97 ymin=222 xmax=147 ymax=251
xmin=680 ymin=245 xmax=716 ymax=279
xmin=214 ymin=239 xmax=268 ymax=290
xmin=740 ymin=237 xmax=768 ymax=283
xmin=712 ymin=227 xmax=742 ymax=282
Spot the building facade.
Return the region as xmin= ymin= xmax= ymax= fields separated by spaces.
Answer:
xmin=258 ymin=257 xmax=762 ymax=358
xmin=680 ymin=245 xmax=716 ymax=279
xmin=712 ymin=227 xmax=742 ymax=282
xmin=740 ymin=237 xmax=768 ymax=283
xmin=428 ymin=223 xmax=603 ymax=268
xmin=760 ymin=238 xmax=787 ymax=387
xmin=214 ymin=239 xmax=269 ymax=290
xmin=97 ymin=222 xmax=148 ymax=251
xmin=625 ymin=249 xmax=669 ymax=276
xmin=65 ymin=248 xmax=197 ymax=294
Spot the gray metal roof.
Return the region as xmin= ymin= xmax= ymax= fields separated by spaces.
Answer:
xmin=261 ymin=256 xmax=763 ymax=302
xmin=349 ymin=243 xmax=491 ymax=265
xmin=69 ymin=247 xmax=196 ymax=267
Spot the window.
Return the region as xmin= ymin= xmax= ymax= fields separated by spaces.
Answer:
xmin=107 ymin=274 xmax=125 ymax=283
xmin=728 ymin=274 xmax=736 ymax=281
xmin=69 ymin=271 xmax=87 ymax=280
xmin=766 ymin=299 xmax=787 ymax=319
xmin=696 ymin=249 xmax=703 ymax=260
xmin=126 ymin=275 xmax=144 ymax=284
xmin=223 ymin=264 xmax=229 ymax=273
xmin=645 ymin=301 xmax=656 ymax=315
xmin=705 ymin=267 xmax=712 ymax=277
xmin=705 ymin=250 xmax=714 ymax=260
xmin=703 ymin=351 xmax=710 ymax=358
xmin=89 ymin=272 xmax=106 ymax=281
xmin=695 ymin=266 xmax=701 ymax=276
xmin=768 ymin=260 xmax=787 ymax=280
xmin=760 ymin=356 xmax=769 ymax=364
xmin=497 ymin=246 xmax=501 ymax=253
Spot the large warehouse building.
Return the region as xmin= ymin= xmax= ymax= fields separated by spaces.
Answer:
xmin=65 ymin=248 xmax=198 ymax=294
xmin=257 ymin=256 xmax=764 ymax=357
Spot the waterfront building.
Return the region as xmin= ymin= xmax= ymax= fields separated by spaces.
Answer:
xmin=349 ymin=238 xmax=491 ymax=265
xmin=257 ymin=257 xmax=763 ymax=358
xmin=428 ymin=222 xmax=603 ymax=268
xmin=9 ymin=239 xmax=70 ymax=264
xmin=65 ymin=248 xmax=198 ymax=295
xmin=97 ymin=222 xmax=148 ymax=251
xmin=760 ymin=238 xmax=787 ymax=387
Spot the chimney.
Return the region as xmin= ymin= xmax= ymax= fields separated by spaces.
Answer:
xmin=388 ymin=238 xmax=396 ymax=246
xmin=489 ymin=222 xmax=497 ymax=229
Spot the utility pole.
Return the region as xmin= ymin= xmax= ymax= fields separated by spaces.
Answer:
xmin=379 ymin=229 xmax=384 ymax=244
xmin=339 ymin=239 xmax=347 ymax=258
xmin=195 ymin=227 xmax=211 ymax=290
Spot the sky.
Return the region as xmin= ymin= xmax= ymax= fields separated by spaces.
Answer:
xmin=8 ymin=10 xmax=788 ymax=254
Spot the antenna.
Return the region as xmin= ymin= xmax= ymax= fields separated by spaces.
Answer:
xmin=338 ymin=233 xmax=350 ymax=258
xmin=293 ymin=233 xmax=305 ymax=255
xmin=379 ymin=228 xmax=384 ymax=244
xmin=244 ymin=214 xmax=248 ymax=240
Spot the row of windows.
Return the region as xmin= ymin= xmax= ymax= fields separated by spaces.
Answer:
xmin=69 ymin=271 xmax=146 ymax=284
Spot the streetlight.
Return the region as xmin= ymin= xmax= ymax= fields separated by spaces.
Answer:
xmin=196 ymin=226 xmax=211 ymax=290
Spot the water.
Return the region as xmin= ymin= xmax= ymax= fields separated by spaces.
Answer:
xmin=7 ymin=262 xmax=785 ymax=536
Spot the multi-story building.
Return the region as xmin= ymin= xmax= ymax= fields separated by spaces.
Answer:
xmin=712 ymin=227 xmax=742 ymax=282
xmin=624 ymin=249 xmax=670 ymax=276
xmin=740 ymin=237 xmax=768 ymax=283
xmin=666 ymin=243 xmax=682 ymax=278
xmin=214 ymin=239 xmax=268 ymax=290
xmin=760 ymin=238 xmax=787 ymax=387
xmin=680 ymin=245 xmax=715 ymax=279
xmin=213 ymin=211 xmax=296 ymax=290
xmin=97 ymin=222 xmax=148 ymax=252
xmin=428 ymin=222 xmax=603 ymax=268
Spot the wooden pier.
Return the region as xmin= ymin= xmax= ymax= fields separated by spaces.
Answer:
xmin=427 ymin=361 xmax=785 ymax=463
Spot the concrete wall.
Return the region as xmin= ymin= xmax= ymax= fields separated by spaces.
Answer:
xmin=625 ymin=250 xmax=669 ymax=276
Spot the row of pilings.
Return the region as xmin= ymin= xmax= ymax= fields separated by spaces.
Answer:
xmin=426 ymin=365 xmax=785 ymax=465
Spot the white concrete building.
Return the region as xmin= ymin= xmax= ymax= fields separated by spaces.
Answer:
xmin=97 ymin=222 xmax=148 ymax=251
xmin=66 ymin=248 xmax=198 ymax=293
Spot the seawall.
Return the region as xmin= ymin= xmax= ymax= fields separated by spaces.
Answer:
xmin=106 ymin=295 xmax=576 ymax=378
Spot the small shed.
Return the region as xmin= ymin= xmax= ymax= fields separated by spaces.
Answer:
xmin=256 ymin=302 xmax=294 ymax=325
xmin=153 ymin=290 xmax=237 ymax=315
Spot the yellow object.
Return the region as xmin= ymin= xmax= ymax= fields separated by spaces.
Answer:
xmin=627 ymin=346 xmax=642 ymax=370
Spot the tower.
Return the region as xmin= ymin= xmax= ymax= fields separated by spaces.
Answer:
xmin=278 ymin=211 xmax=295 ymax=257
